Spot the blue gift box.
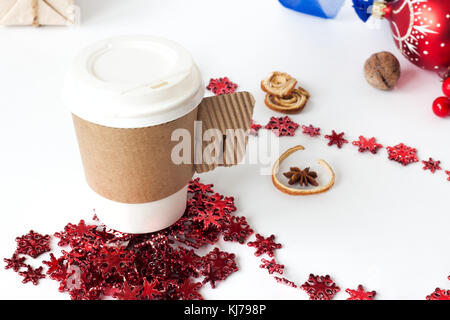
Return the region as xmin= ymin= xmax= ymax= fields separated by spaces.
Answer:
xmin=279 ymin=0 xmax=346 ymax=19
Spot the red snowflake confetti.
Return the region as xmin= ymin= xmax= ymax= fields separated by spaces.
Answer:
xmin=4 ymin=253 xmax=26 ymax=272
xmin=249 ymin=120 xmax=262 ymax=136
xmin=300 ymin=274 xmax=340 ymax=300
xmin=260 ymin=258 xmax=284 ymax=275
xmin=247 ymin=234 xmax=282 ymax=257
xmin=386 ymin=143 xmax=418 ymax=166
xmin=222 ymin=216 xmax=254 ymax=244
xmin=352 ymin=136 xmax=383 ymax=154
xmin=192 ymin=208 xmax=224 ymax=229
xmin=325 ymin=130 xmax=348 ymax=149
xmin=346 ymin=285 xmax=376 ymax=300
xmin=178 ymin=279 xmax=203 ymax=300
xmin=426 ymin=288 xmax=450 ymax=300
xmin=274 ymin=277 xmax=297 ymax=288
xmin=188 ymin=177 xmax=214 ymax=194
xmin=19 ymin=266 xmax=46 ymax=285
xmin=142 ymin=279 xmax=161 ymax=300
xmin=301 ymin=124 xmax=321 ymax=137
xmin=115 ymin=282 xmax=141 ymax=300
xmin=422 ymin=158 xmax=442 ymax=173
xmin=446 ymin=171 xmax=450 ymax=181
xmin=201 ymin=247 xmax=238 ymax=289
xmin=265 ymin=116 xmax=299 ymax=137
xmin=15 ymin=230 xmax=51 ymax=258
xmin=206 ymin=77 xmax=238 ymax=95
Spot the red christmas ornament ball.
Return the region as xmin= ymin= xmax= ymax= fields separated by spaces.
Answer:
xmin=432 ymin=96 xmax=450 ymax=117
xmin=384 ymin=0 xmax=450 ymax=71
xmin=442 ymin=77 xmax=450 ymax=97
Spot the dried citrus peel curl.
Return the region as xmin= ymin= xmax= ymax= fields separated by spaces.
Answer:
xmin=272 ymin=145 xmax=335 ymax=196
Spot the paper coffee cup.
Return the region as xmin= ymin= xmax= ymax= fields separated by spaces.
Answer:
xmin=63 ymin=36 xmax=255 ymax=234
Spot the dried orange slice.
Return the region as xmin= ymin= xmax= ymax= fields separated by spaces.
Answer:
xmin=272 ymin=145 xmax=335 ymax=196
xmin=265 ymin=86 xmax=310 ymax=113
xmin=261 ymin=72 xmax=297 ymax=97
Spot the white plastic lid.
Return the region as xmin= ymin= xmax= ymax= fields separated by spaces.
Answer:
xmin=63 ymin=36 xmax=204 ymax=128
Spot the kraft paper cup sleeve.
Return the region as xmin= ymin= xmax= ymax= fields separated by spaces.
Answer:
xmin=72 ymin=109 xmax=197 ymax=204
xmin=195 ymin=91 xmax=255 ymax=174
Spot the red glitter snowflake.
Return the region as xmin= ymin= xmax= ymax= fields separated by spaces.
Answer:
xmin=188 ymin=177 xmax=214 ymax=194
xmin=115 ymin=282 xmax=141 ymax=300
xmin=192 ymin=208 xmax=224 ymax=229
xmin=265 ymin=116 xmax=299 ymax=137
xmin=422 ymin=158 xmax=442 ymax=173
xmin=346 ymin=285 xmax=376 ymax=300
xmin=205 ymin=193 xmax=236 ymax=217
xmin=386 ymin=143 xmax=418 ymax=166
xmin=247 ymin=234 xmax=282 ymax=257
xmin=54 ymin=220 xmax=97 ymax=247
xmin=249 ymin=120 xmax=262 ymax=136
xmin=300 ymin=274 xmax=340 ymax=300
xmin=178 ymin=279 xmax=203 ymax=300
xmin=222 ymin=216 xmax=253 ymax=244
xmin=142 ymin=279 xmax=161 ymax=300
xmin=325 ymin=130 xmax=348 ymax=149
xmin=94 ymin=247 xmax=135 ymax=277
xmin=352 ymin=136 xmax=383 ymax=154
xmin=19 ymin=266 xmax=46 ymax=285
xmin=206 ymin=77 xmax=238 ymax=95
xmin=301 ymin=124 xmax=321 ymax=137
xmin=426 ymin=288 xmax=450 ymax=300
xmin=4 ymin=253 xmax=27 ymax=272
xmin=201 ymin=248 xmax=238 ymax=288
xmin=260 ymin=258 xmax=284 ymax=275
xmin=15 ymin=230 xmax=51 ymax=258
xmin=274 ymin=277 xmax=297 ymax=288
xmin=446 ymin=171 xmax=450 ymax=181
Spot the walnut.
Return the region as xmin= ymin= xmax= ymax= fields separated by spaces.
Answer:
xmin=364 ymin=52 xmax=401 ymax=90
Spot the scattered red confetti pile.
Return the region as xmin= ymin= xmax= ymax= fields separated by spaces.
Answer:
xmin=422 ymin=158 xmax=442 ymax=174
xmin=260 ymin=258 xmax=284 ymax=275
xmin=19 ymin=266 xmax=46 ymax=285
xmin=346 ymin=285 xmax=376 ymax=300
xmin=386 ymin=143 xmax=419 ymax=166
xmin=446 ymin=171 xmax=450 ymax=181
xmin=15 ymin=230 xmax=51 ymax=258
xmin=248 ymin=234 xmax=282 ymax=257
xmin=426 ymin=288 xmax=450 ymax=300
xmin=4 ymin=253 xmax=26 ymax=272
xmin=265 ymin=116 xmax=299 ymax=137
xmin=301 ymin=124 xmax=321 ymax=137
xmin=274 ymin=277 xmax=297 ymax=288
xmin=352 ymin=136 xmax=383 ymax=154
xmin=300 ymin=274 xmax=340 ymax=300
xmin=4 ymin=179 xmax=246 ymax=300
xmin=249 ymin=120 xmax=262 ymax=136
xmin=206 ymin=77 xmax=238 ymax=95
xmin=325 ymin=130 xmax=348 ymax=148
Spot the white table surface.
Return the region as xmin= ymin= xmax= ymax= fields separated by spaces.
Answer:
xmin=0 ymin=0 xmax=448 ymax=300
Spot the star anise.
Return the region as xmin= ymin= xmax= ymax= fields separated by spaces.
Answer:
xmin=283 ymin=167 xmax=318 ymax=187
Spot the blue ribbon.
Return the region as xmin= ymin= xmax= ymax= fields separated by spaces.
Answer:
xmin=279 ymin=0 xmax=346 ymax=19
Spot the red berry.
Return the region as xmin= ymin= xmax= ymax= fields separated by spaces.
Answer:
xmin=432 ymin=97 xmax=450 ymax=118
xmin=443 ymin=78 xmax=450 ymax=97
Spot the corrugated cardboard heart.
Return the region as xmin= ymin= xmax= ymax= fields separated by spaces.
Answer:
xmin=0 ymin=0 xmax=75 ymax=26
xmin=73 ymin=91 xmax=255 ymax=204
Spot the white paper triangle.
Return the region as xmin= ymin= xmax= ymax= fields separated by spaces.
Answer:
xmin=0 ymin=0 xmax=34 ymax=26
xmin=38 ymin=0 xmax=70 ymax=25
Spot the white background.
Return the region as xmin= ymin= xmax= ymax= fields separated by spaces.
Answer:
xmin=0 ymin=0 xmax=448 ymax=300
